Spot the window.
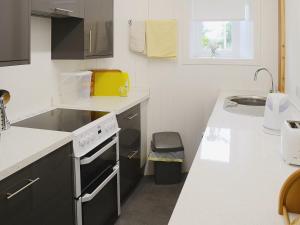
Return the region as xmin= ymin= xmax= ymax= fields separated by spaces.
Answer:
xmin=190 ymin=20 xmax=254 ymax=59
xmin=184 ymin=0 xmax=260 ymax=64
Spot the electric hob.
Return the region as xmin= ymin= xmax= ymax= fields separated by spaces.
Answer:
xmin=13 ymin=108 xmax=109 ymax=132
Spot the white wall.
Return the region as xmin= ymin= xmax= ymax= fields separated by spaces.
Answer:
xmin=0 ymin=16 xmax=88 ymax=122
xmin=0 ymin=0 xmax=278 ymax=172
xmin=286 ymin=0 xmax=300 ymax=108
xmin=92 ymin=0 xmax=279 ymax=172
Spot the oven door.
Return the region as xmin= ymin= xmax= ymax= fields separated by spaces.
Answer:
xmin=80 ymin=135 xmax=118 ymax=193
xmin=77 ymin=165 xmax=120 ymax=225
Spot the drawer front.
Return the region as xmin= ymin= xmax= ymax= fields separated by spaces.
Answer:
xmin=117 ymin=105 xmax=140 ymax=130
xmin=0 ymin=164 xmax=39 ymax=225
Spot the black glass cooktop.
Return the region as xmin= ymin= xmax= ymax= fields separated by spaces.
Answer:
xmin=13 ymin=108 xmax=109 ymax=132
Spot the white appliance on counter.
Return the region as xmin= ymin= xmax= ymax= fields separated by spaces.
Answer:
xmin=281 ymin=120 xmax=300 ymax=166
xmin=59 ymin=71 xmax=92 ymax=104
xmin=263 ymin=93 xmax=289 ymax=135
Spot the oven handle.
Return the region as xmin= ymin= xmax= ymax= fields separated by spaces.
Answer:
xmin=80 ymin=137 xmax=118 ymax=165
xmin=81 ymin=165 xmax=119 ymax=203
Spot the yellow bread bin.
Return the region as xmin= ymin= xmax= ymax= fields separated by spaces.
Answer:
xmin=91 ymin=70 xmax=130 ymax=97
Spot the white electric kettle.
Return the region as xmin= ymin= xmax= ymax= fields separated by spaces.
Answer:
xmin=263 ymin=93 xmax=289 ymax=135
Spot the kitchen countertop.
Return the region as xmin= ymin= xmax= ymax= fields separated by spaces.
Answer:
xmin=168 ymin=90 xmax=300 ymax=225
xmin=0 ymin=126 xmax=72 ymax=181
xmin=57 ymin=88 xmax=150 ymax=114
xmin=0 ymin=88 xmax=149 ymax=182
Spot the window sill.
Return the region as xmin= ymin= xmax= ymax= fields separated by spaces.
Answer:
xmin=181 ymin=57 xmax=261 ymax=66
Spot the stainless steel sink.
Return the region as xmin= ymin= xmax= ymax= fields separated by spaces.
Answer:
xmin=224 ymin=95 xmax=266 ymax=117
xmin=226 ymin=96 xmax=266 ymax=106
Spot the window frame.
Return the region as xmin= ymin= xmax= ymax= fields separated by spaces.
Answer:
xmin=181 ymin=0 xmax=262 ymax=65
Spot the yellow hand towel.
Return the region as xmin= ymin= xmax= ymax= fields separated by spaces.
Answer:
xmin=145 ymin=20 xmax=177 ymax=58
xmin=292 ymin=217 xmax=300 ymax=225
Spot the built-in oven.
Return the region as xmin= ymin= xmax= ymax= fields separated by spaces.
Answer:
xmin=74 ymin=134 xmax=120 ymax=225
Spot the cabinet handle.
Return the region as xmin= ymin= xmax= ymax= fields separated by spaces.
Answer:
xmin=54 ymin=8 xmax=73 ymax=14
xmin=6 ymin=178 xmax=40 ymax=200
xmin=126 ymin=113 xmax=138 ymax=120
xmin=128 ymin=150 xmax=139 ymax=159
xmin=89 ymin=29 xmax=92 ymax=53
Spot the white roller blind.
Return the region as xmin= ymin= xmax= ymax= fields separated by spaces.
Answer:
xmin=192 ymin=0 xmax=247 ymax=21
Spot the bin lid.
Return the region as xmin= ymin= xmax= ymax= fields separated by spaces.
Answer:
xmin=152 ymin=132 xmax=184 ymax=152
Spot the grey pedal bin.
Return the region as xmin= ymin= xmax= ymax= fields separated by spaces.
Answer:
xmin=149 ymin=132 xmax=184 ymax=185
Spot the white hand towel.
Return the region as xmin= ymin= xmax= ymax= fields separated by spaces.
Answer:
xmin=129 ymin=21 xmax=146 ymax=54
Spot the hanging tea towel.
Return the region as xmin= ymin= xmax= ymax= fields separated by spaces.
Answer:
xmin=129 ymin=20 xmax=146 ymax=54
xmin=145 ymin=19 xmax=177 ymax=58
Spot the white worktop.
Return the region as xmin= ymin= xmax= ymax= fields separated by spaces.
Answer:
xmin=57 ymin=88 xmax=150 ymax=114
xmin=0 ymin=88 xmax=149 ymax=182
xmin=169 ymin=91 xmax=300 ymax=225
xmin=0 ymin=126 xmax=72 ymax=181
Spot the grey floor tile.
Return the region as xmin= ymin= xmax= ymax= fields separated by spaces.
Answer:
xmin=115 ymin=175 xmax=186 ymax=225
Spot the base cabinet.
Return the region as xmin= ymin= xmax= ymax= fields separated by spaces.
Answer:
xmin=117 ymin=105 xmax=142 ymax=203
xmin=0 ymin=143 xmax=74 ymax=225
xmin=0 ymin=166 xmax=36 ymax=225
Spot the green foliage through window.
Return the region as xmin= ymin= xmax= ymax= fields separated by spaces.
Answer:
xmin=200 ymin=21 xmax=232 ymax=57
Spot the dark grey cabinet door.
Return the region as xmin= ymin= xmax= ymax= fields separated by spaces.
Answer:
xmin=31 ymin=0 xmax=51 ymax=15
xmin=32 ymin=143 xmax=74 ymax=225
xmin=51 ymin=0 xmax=113 ymax=59
xmin=51 ymin=0 xmax=84 ymax=18
xmin=0 ymin=143 xmax=74 ymax=225
xmin=32 ymin=0 xmax=84 ymax=18
xmin=117 ymin=105 xmax=142 ymax=203
xmin=84 ymin=0 xmax=113 ymax=58
xmin=0 ymin=163 xmax=38 ymax=225
xmin=0 ymin=0 xmax=30 ymax=67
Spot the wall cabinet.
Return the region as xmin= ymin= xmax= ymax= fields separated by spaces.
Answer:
xmin=0 ymin=143 xmax=74 ymax=225
xmin=117 ymin=105 xmax=142 ymax=203
xmin=0 ymin=0 xmax=30 ymax=67
xmin=51 ymin=0 xmax=114 ymax=59
xmin=32 ymin=0 xmax=84 ymax=18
